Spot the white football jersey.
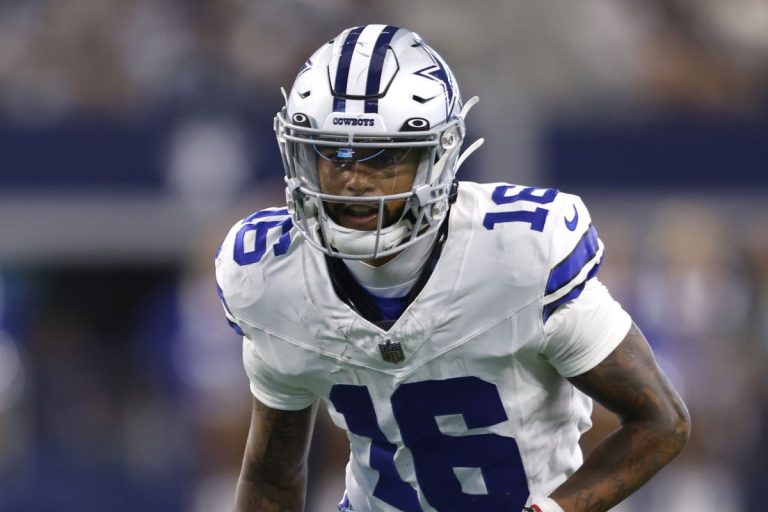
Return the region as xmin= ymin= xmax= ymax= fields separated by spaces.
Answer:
xmin=215 ymin=181 xmax=631 ymax=512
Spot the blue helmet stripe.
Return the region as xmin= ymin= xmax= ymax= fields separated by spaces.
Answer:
xmin=545 ymin=225 xmax=600 ymax=295
xmin=364 ymin=25 xmax=399 ymax=113
xmin=333 ymin=26 xmax=364 ymax=112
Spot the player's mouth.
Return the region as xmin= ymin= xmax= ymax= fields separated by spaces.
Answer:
xmin=336 ymin=203 xmax=381 ymax=230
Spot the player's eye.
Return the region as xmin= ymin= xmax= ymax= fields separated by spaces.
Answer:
xmin=359 ymin=148 xmax=415 ymax=169
xmin=360 ymin=151 xmax=398 ymax=168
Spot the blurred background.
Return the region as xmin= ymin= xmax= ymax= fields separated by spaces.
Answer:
xmin=0 ymin=0 xmax=767 ymax=510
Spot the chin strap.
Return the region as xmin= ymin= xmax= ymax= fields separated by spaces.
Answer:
xmin=323 ymin=217 xmax=412 ymax=258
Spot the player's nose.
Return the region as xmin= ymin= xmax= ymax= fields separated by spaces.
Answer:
xmin=342 ymin=167 xmax=376 ymax=195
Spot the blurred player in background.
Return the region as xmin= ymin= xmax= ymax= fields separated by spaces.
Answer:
xmin=215 ymin=25 xmax=690 ymax=512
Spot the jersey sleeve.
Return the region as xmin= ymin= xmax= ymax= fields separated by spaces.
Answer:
xmin=539 ymin=194 xmax=632 ymax=377
xmin=542 ymin=279 xmax=631 ymax=377
xmin=242 ymin=335 xmax=317 ymax=410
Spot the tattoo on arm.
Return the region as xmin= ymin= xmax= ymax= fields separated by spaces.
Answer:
xmin=550 ymin=323 xmax=690 ymax=512
xmin=235 ymin=398 xmax=317 ymax=512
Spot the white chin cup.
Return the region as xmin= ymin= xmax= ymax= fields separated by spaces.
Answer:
xmin=324 ymin=217 xmax=412 ymax=258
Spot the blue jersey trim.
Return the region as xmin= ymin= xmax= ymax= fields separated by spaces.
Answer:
xmin=216 ymin=284 xmax=244 ymax=336
xmin=337 ymin=493 xmax=350 ymax=511
xmin=543 ymin=255 xmax=603 ymax=323
xmin=545 ymin=224 xmax=599 ymax=295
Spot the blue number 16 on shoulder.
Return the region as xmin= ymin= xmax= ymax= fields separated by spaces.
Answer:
xmin=482 ymin=185 xmax=558 ymax=232
xmin=233 ymin=209 xmax=293 ymax=265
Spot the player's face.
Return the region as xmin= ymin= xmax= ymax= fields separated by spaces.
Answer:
xmin=317 ymin=147 xmax=420 ymax=231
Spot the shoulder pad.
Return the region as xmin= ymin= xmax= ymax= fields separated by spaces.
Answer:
xmin=214 ymin=207 xmax=298 ymax=334
xmin=456 ymin=183 xmax=604 ymax=323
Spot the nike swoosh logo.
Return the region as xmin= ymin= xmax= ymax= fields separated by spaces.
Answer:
xmin=565 ymin=204 xmax=579 ymax=231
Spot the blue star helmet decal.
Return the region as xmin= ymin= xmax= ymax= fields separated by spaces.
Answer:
xmin=296 ymin=58 xmax=313 ymax=80
xmin=413 ymin=43 xmax=457 ymax=121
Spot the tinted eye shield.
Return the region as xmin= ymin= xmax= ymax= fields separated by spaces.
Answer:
xmin=277 ymin=109 xmax=461 ymax=208
xmin=313 ymin=146 xmax=421 ymax=175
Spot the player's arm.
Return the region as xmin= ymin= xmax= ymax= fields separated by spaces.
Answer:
xmin=549 ymin=323 xmax=690 ymax=512
xmin=235 ymin=397 xmax=316 ymax=512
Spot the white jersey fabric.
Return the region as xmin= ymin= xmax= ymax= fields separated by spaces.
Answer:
xmin=215 ymin=181 xmax=631 ymax=512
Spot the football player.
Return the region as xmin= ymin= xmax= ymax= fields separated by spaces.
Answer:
xmin=216 ymin=25 xmax=690 ymax=512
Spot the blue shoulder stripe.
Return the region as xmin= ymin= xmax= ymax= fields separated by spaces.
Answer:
xmin=333 ymin=26 xmax=364 ymax=112
xmin=545 ymin=224 xmax=600 ymax=296
xmin=364 ymin=25 xmax=399 ymax=113
xmin=543 ymin=281 xmax=584 ymax=323
xmin=226 ymin=318 xmax=245 ymax=337
xmin=543 ymin=254 xmax=603 ymax=323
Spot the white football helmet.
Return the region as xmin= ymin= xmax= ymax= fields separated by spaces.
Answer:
xmin=275 ymin=24 xmax=483 ymax=260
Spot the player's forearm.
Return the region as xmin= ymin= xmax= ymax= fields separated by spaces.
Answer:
xmin=549 ymin=414 xmax=689 ymax=512
xmin=549 ymin=324 xmax=691 ymax=511
xmin=234 ymin=467 xmax=307 ymax=512
xmin=236 ymin=400 xmax=315 ymax=512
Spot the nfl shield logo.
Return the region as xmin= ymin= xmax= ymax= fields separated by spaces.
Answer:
xmin=378 ymin=339 xmax=405 ymax=363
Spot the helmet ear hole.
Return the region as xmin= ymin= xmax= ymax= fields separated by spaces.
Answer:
xmin=440 ymin=128 xmax=460 ymax=150
xmin=431 ymin=199 xmax=448 ymax=221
